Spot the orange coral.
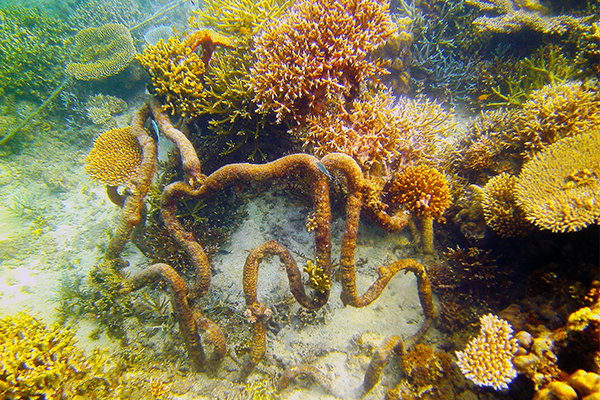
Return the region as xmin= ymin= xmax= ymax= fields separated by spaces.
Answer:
xmin=250 ymin=0 xmax=395 ymax=123
xmin=385 ymin=165 xmax=451 ymax=220
xmin=85 ymin=126 xmax=142 ymax=186
xmin=302 ymin=90 xmax=454 ymax=174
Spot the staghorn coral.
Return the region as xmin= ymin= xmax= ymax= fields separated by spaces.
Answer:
xmin=301 ymin=90 xmax=454 ymax=175
xmin=466 ymin=0 xmax=590 ymax=34
xmin=0 ymin=6 xmax=72 ymax=101
xmin=85 ymin=126 xmax=143 ymax=187
xmin=482 ymin=172 xmax=532 ymax=237
xmin=510 ymin=80 xmax=600 ymax=154
xmin=456 ymin=313 xmax=519 ymax=390
xmin=85 ymin=94 xmax=128 ymax=125
xmin=0 ymin=313 xmax=108 ymax=399
xmin=66 ymin=23 xmax=136 ymax=81
xmin=250 ymin=0 xmax=396 ymax=124
xmin=573 ymin=21 xmax=600 ymax=75
xmin=514 ymin=130 xmax=600 ymax=233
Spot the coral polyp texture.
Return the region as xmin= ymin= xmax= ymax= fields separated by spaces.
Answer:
xmin=302 ymin=90 xmax=454 ymax=173
xmin=0 ymin=313 xmax=107 ymax=399
xmin=85 ymin=126 xmax=143 ymax=186
xmin=456 ymin=313 xmax=519 ymax=391
xmin=385 ymin=164 xmax=451 ymax=220
xmin=514 ymin=130 xmax=600 ymax=233
xmin=466 ymin=0 xmax=588 ymax=34
xmin=85 ymin=94 xmax=128 ymax=125
xmin=482 ymin=172 xmax=531 ymax=237
xmin=250 ymin=0 xmax=396 ymax=123
xmin=514 ymin=80 xmax=600 ymax=154
xmin=66 ymin=23 xmax=136 ymax=81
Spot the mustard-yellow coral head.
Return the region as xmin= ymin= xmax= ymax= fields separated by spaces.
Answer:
xmin=385 ymin=165 xmax=451 ymax=220
xmin=85 ymin=126 xmax=142 ymax=186
xmin=250 ymin=0 xmax=395 ymax=123
xmin=514 ymin=130 xmax=600 ymax=233
xmin=66 ymin=23 xmax=136 ymax=81
xmin=482 ymin=172 xmax=532 ymax=237
xmin=456 ymin=313 xmax=519 ymax=391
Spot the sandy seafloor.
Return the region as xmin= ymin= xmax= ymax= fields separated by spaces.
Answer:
xmin=0 ymin=97 xmax=442 ymax=399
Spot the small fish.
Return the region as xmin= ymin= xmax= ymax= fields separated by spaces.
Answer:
xmin=316 ymin=161 xmax=332 ymax=180
xmin=477 ymin=94 xmax=490 ymax=102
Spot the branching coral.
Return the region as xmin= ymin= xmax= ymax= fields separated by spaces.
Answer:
xmin=466 ymin=0 xmax=590 ymax=34
xmin=482 ymin=172 xmax=532 ymax=237
xmin=0 ymin=6 xmax=72 ymax=101
xmin=250 ymin=0 xmax=396 ymax=123
xmin=456 ymin=313 xmax=519 ymax=390
xmin=0 ymin=313 xmax=108 ymax=398
xmin=85 ymin=94 xmax=128 ymax=126
xmin=66 ymin=23 xmax=137 ymax=81
xmin=384 ymin=164 xmax=451 ymax=253
xmin=301 ymin=90 xmax=454 ymax=175
xmin=514 ymin=130 xmax=600 ymax=233
xmin=85 ymin=126 xmax=143 ymax=187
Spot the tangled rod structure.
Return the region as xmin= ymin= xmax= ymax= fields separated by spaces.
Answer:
xmin=103 ymin=98 xmax=435 ymax=393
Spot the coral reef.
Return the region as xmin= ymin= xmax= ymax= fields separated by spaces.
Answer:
xmin=250 ymin=0 xmax=396 ymax=124
xmin=301 ymin=90 xmax=454 ymax=175
xmin=0 ymin=313 xmax=108 ymax=399
xmin=67 ymin=0 xmax=144 ymax=31
xmin=456 ymin=313 xmax=519 ymax=390
xmin=514 ymin=130 xmax=600 ymax=233
xmin=85 ymin=126 xmax=143 ymax=187
xmin=384 ymin=164 xmax=451 ymax=254
xmin=482 ymin=172 xmax=532 ymax=237
xmin=466 ymin=0 xmax=589 ymax=34
xmin=85 ymin=94 xmax=128 ymax=126
xmin=0 ymin=6 xmax=72 ymax=101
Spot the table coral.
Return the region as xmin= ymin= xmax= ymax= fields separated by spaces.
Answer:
xmin=66 ymin=23 xmax=136 ymax=81
xmin=250 ymin=0 xmax=396 ymax=124
xmin=456 ymin=313 xmax=519 ymax=391
xmin=514 ymin=130 xmax=600 ymax=233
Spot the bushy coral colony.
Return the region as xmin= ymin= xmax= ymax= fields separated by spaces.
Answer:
xmin=0 ymin=0 xmax=599 ymax=398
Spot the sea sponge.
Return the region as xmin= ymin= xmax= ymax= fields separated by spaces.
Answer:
xmin=85 ymin=126 xmax=143 ymax=186
xmin=385 ymin=165 xmax=451 ymax=220
xmin=0 ymin=313 xmax=107 ymax=399
xmin=482 ymin=172 xmax=532 ymax=237
xmin=514 ymin=130 xmax=600 ymax=233
xmin=302 ymin=90 xmax=454 ymax=174
xmin=66 ymin=23 xmax=136 ymax=81
xmin=456 ymin=313 xmax=519 ymax=391
xmin=250 ymin=0 xmax=396 ymax=123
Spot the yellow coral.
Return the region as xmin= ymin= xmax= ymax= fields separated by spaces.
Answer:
xmin=250 ymin=0 xmax=396 ymax=123
xmin=0 ymin=313 xmax=107 ymax=398
xmin=514 ymin=130 xmax=600 ymax=233
xmin=482 ymin=172 xmax=532 ymax=237
xmin=456 ymin=313 xmax=519 ymax=391
xmin=66 ymin=23 xmax=136 ymax=81
xmin=85 ymin=94 xmax=128 ymax=125
xmin=385 ymin=165 xmax=451 ymax=220
xmin=85 ymin=126 xmax=143 ymax=186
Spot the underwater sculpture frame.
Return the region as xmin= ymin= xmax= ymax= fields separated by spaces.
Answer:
xmin=101 ymin=97 xmax=435 ymax=393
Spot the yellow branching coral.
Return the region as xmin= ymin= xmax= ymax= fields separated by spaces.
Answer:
xmin=66 ymin=23 xmax=136 ymax=81
xmin=0 ymin=313 xmax=108 ymax=399
xmin=513 ymin=80 xmax=600 ymax=154
xmin=466 ymin=0 xmax=589 ymax=34
xmin=302 ymin=90 xmax=454 ymax=174
xmin=250 ymin=0 xmax=396 ymax=123
xmin=385 ymin=165 xmax=451 ymax=220
xmin=85 ymin=126 xmax=143 ymax=186
xmin=482 ymin=173 xmax=532 ymax=237
xmin=456 ymin=313 xmax=519 ymax=391
xmin=514 ymin=130 xmax=600 ymax=233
